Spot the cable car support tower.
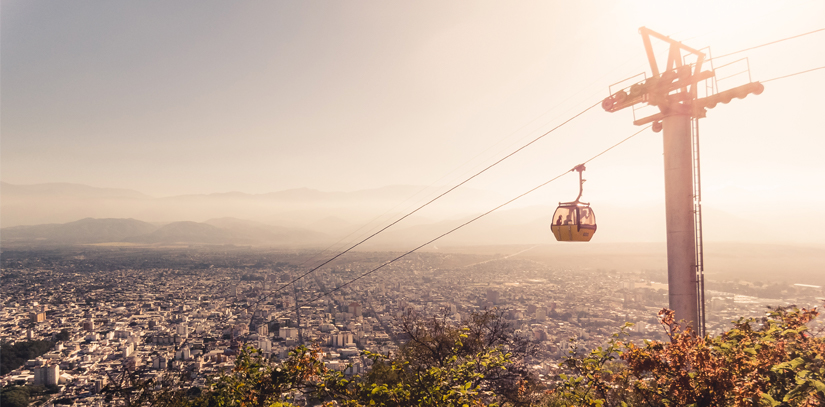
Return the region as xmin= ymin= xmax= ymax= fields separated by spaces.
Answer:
xmin=601 ymin=27 xmax=764 ymax=335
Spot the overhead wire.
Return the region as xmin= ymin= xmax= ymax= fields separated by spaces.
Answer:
xmin=676 ymin=0 xmax=820 ymax=44
xmin=762 ymin=65 xmax=825 ymax=83
xmin=363 ymin=88 xmax=634 ymax=247
xmin=270 ymin=100 xmax=602 ymax=296
xmin=294 ymin=191 xmax=433 ymax=270
xmin=289 ymin=124 xmax=652 ymax=311
xmin=710 ymin=27 xmax=825 ymax=61
xmin=583 ymin=125 xmax=652 ymax=165
xmin=291 ymin=92 xmax=603 ymax=273
xmin=305 ymin=82 xmax=627 ymax=267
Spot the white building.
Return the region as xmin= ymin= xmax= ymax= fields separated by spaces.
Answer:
xmin=176 ymin=347 xmax=191 ymax=360
xmin=258 ymin=338 xmax=272 ymax=354
xmin=122 ymin=343 xmax=134 ymax=358
xmin=33 ymin=364 xmax=60 ymax=386
xmin=279 ymin=327 xmax=298 ymax=339
xmin=332 ymin=331 xmax=355 ymax=348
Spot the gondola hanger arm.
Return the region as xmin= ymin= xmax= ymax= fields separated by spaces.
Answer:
xmin=571 ymin=164 xmax=586 ymax=202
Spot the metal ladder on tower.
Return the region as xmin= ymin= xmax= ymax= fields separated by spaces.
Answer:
xmin=691 ymin=116 xmax=706 ymax=336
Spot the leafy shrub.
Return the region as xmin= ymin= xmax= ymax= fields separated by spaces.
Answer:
xmin=549 ymin=305 xmax=825 ymax=406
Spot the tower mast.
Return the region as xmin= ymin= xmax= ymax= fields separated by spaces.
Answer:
xmin=601 ymin=27 xmax=764 ymax=333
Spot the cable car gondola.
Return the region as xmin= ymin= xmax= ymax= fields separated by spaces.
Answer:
xmin=551 ymin=164 xmax=597 ymax=242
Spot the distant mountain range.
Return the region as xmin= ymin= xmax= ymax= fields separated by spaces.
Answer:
xmin=1 ymin=218 xmax=157 ymax=245
xmin=0 ymin=181 xmax=501 ymax=229
xmin=2 ymin=181 xmax=824 ymax=247
xmin=1 ymin=217 xmax=328 ymax=247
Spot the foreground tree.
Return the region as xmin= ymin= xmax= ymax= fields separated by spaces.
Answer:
xmin=550 ymin=305 xmax=825 ymax=406
xmin=0 ymin=339 xmax=54 ymax=375
xmin=102 ymin=365 xmax=200 ymax=407
xmin=392 ymin=308 xmax=540 ymax=405
xmin=321 ymin=336 xmax=516 ymax=406
xmin=321 ymin=308 xmax=540 ymax=406
xmin=207 ymin=345 xmax=327 ymax=407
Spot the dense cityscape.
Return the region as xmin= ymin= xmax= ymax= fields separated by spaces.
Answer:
xmin=2 ymin=246 xmax=822 ymax=406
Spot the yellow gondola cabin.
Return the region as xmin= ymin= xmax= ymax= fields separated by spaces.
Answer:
xmin=551 ymin=164 xmax=597 ymax=242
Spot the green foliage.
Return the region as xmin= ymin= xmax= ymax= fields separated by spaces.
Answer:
xmin=102 ymin=366 xmax=185 ymax=407
xmin=55 ymin=329 xmax=71 ymax=342
xmin=320 ymin=336 xmax=514 ymax=406
xmin=205 ymin=345 xmax=326 ymax=407
xmin=550 ymin=306 xmax=825 ymax=407
xmin=390 ymin=309 xmax=540 ymax=405
xmin=0 ymin=385 xmax=53 ymax=407
xmin=0 ymin=340 xmax=54 ymax=375
xmin=0 ymin=386 xmax=31 ymax=407
xmin=550 ymin=323 xmax=635 ymax=406
xmin=309 ymin=309 xmax=540 ymax=406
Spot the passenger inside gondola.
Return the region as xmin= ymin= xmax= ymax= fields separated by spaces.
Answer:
xmin=580 ymin=208 xmax=590 ymax=223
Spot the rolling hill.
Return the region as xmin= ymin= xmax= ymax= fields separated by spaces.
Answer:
xmin=1 ymin=218 xmax=158 ymax=245
xmin=1 ymin=217 xmax=328 ymax=247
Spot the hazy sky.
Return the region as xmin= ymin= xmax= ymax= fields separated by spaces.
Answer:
xmin=3 ymin=1 xmax=825 ymax=211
